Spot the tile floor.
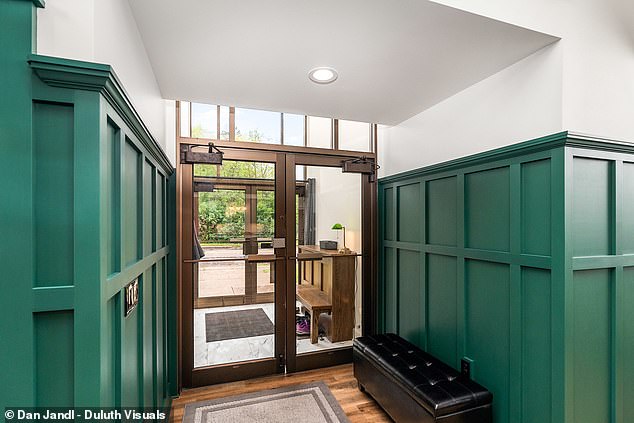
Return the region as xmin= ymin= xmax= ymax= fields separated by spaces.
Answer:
xmin=194 ymin=303 xmax=353 ymax=368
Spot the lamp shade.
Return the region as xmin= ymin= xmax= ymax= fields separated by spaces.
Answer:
xmin=331 ymin=223 xmax=343 ymax=230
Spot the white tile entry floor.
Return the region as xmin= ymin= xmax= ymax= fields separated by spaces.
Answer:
xmin=194 ymin=303 xmax=353 ymax=368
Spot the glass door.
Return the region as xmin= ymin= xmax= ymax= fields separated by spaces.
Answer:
xmin=285 ymin=155 xmax=372 ymax=373
xmin=182 ymin=152 xmax=287 ymax=386
xmin=181 ymin=149 xmax=376 ymax=385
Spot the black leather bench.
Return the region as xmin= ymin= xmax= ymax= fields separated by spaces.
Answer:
xmin=353 ymin=333 xmax=492 ymax=423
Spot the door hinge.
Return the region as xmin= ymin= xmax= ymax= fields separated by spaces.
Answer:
xmin=278 ymin=354 xmax=286 ymax=368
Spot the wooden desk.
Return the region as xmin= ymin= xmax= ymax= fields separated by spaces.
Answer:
xmin=296 ymin=285 xmax=332 ymax=344
xmin=298 ymin=245 xmax=356 ymax=343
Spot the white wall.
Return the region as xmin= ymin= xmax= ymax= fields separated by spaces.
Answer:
xmin=164 ymin=100 xmax=176 ymax=164
xmin=433 ymin=0 xmax=634 ymax=142
xmin=306 ymin=166 xmax=363 ymax=333
xmin=381 ymin=0 xmax=634 ymax=176
xmin=379 ymin=43 xmax=563 ymax=176
xmin=37 ymin=0 xmax=169 ymax=159
xmin=307 ymin=167 xmax=362 ymax=253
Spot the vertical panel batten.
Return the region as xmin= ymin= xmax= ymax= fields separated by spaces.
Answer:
xmin=509 ymin=164 xmax=522 ymax=422
xmin=456 ymin=174 xmax=466 ymax=365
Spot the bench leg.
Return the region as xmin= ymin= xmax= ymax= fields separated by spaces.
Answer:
xmin=310 ymin=311 xmax=319 ymax=344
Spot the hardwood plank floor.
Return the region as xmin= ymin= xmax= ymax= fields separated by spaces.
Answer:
xmin=170 ymin=363 xmax=391 ymax=422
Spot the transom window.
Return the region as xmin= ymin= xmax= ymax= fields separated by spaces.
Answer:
xmin=177 ymin=101 xmax=376 ymax=153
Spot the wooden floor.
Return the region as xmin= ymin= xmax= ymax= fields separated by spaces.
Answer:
xmin=170 ymin=363 xmax=391 ymax=422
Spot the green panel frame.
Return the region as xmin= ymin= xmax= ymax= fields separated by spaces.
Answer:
xmin=0 ymin=2 xmax=175 ymax=414
xmin=379 ymin=131 xmax=634 ymax=423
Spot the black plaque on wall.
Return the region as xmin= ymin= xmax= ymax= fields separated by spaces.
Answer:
xmin=124 ymin=278 xmax=139 ymax=317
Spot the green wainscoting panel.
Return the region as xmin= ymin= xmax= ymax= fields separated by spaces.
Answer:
xmin=143 ymin=160 xmax=156 ymax=255
xmin=397 ymin=250 xmax=422 ymax=345
xmin=123 ymin=138 xmax=142 ymax=267
xmin=465 ymin=260 xmax=510 ymax=423
xmin=426 ymin=254 xmax=457 ymax=366
xmin=383 ymin=247 xmax=398 ymax=333
xmin=0 ymin=4 xmax=175 ymax=412
xmin=155 ymin=260 xmax=165 ymax=402
xmin=571 ymin=269 xmax=611 ymax=423
xmin=105 ymin=119 xmax=121 ymax=276
xmin=623 ymin=267 xmax=634 ymax=423
xmin=142 ymin=268 xmax=156 ymax=408
xmin=572 ymin=158 xmax=612 ymax=257
xmin=33 ymin=101 xmax=75 ymax=287
xmin=379 ymin=131 xmax=634 ymax=423
xmin=621 ymin=163 xmax=634 ymax=254
xmin=384 ymin=187 xmax=395 ymax=241
xmin=157 ymin=174 xmax=166 ymax=249
xmin=122 ymin=303 xmax=140 ymax=408
xmin=521 ymin=267 xmax=552 ymax=423
xmin=521 ymin=159 xmax=551 ymax=256
xmin=101 ymin=295 xmax=116 ymax=407
xmin=426 ymin=177 xmax=457 ymax=246
xmin=397 ymin=182 xmax=422 ymax=243
xmin=465 ymin=166 xmax=510 ymax=252
xmin=34 ymin=311 xmax=74 ymax=407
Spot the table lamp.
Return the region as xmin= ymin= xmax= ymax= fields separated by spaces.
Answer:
xmin=331 ymin=223 xmax=351 ymax=254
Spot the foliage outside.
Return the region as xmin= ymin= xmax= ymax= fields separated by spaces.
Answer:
xmin=196 ymin=159 xmax=275 ymax=243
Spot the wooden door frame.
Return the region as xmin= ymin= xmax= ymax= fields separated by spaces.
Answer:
xmin=176 ymin=140 xmax=378 ymax=390
xmin=284 ymin=153 xmax=377 ymax=373
xmin=180 ymin=148 xmax=285 ymax=387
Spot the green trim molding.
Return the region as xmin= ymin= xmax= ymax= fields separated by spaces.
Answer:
xmin=0 ymin=0 xmax=175 ymax=415
xmin=378 ymin=131 xmax=634 ymax=423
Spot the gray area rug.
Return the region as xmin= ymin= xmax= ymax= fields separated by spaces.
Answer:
xmin=205 ymin=309 xmax=274 ymax=342
xmin=182 ymin=381 xmax=350 ymax=423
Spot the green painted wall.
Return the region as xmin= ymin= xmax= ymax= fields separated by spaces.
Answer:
xmin=379 ymin=132 xmax=634 ymax=423
xmin=0 ymin=1 xmax=175 ymax=416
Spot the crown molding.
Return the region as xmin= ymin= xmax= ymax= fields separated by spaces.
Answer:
xmin=28 ymin=54 xmax=173 ymax=174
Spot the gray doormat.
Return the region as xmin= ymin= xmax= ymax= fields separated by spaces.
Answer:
xmin=205 ymin=308 xmax=274 ymax=342
xmin=182 ymin=381 xmax=350 ymax=423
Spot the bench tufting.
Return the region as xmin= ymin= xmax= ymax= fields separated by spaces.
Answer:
xmin=353 ymin=333 xmax=492 ymax=423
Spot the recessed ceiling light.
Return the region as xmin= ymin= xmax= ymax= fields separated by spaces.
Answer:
xmin=309 ymin=67 xmax=338 ymax=84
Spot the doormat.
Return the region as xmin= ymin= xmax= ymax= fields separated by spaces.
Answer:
xmin=182 ymin=381 xmax=350 ymax=423
xmin=205 ymin=308 xmax=274 ymax=342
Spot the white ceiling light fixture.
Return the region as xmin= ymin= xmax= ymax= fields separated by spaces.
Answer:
xmin=309 ymin=67 xmax=338 ymax=84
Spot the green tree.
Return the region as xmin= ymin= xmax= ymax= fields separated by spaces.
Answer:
xmin=194 ymin=153 xmax=276 ymax=242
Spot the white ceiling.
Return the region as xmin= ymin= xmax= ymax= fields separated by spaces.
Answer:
xmin=128 ymin=0 xmax=558 ymax=125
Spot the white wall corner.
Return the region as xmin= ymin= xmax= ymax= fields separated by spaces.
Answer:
xmin=379 ymin=42 xmax=564 ymax=177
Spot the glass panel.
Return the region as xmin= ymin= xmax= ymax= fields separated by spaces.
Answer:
xmin=180 ymin=101 xmax=190 ymax=137
xmin=193 ymin=160 xmax=276 ymax=368
xmin=339 ymin=119 xmax=371 ymax=152
xmin=193 ymin=163 xmax=218 ymax=178
xmin=295 ymin=165 xmax=361 ymax=355
xmin=283 ymin=113 xmax=304 ymax=146
xmin=256 ymin=190 xmax=275 ymax=239
xmin=235 ymin=108 xmax=281 ymax=144
xmin=257 ymin=190 xmax=275 ymax=296
xmin=220 ymin=161 xmax=275 ymax=179
xmin=191 ymin=103 xmax=217 ymax=139
xmin=198 ymin=189 xmax=246 ymax=243
xmin=307 ymin=116 xmax=332 ymax=149
xmin=220 ymin=106 xmax=230 ymax=140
